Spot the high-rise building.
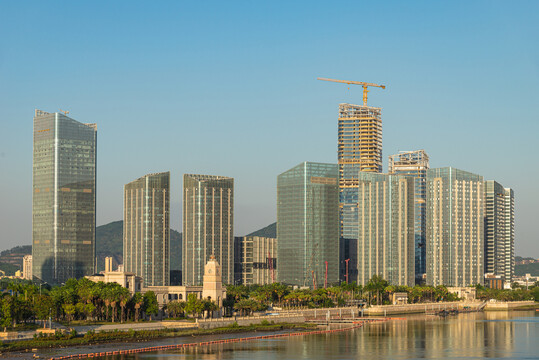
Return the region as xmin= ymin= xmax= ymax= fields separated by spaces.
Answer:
xmin=183 ymin=174 xmax=234 ymax=285
xmin=503 ymin=188 xmax=515 ymax=283
xmin=338 ymin=103 xmax=382 ymax=282
xmin=388 ymin=150 xmax=430 ymax=283
xmin=426 ymin=167 xmax=484 ymax=287
xmin=23 ymin=255 xmax=33 ymax=280
xmin=356 ymin=172 xmax=415 ymax=286
xmin=484 ymin=181 xmax=515 ymax=283
xmin=124 ymin=172 xmax=170 ymax=287
xmin=234 ymin=236 xmax=277 ymax=285
xmin=32 ymin=109 xmax=97 ymax=284
xmin=277 ymin=162 xmax=339 ymax=288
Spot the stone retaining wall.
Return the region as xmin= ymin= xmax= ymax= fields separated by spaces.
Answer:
xmin=484 ymin=301 xmax=537 ymax=311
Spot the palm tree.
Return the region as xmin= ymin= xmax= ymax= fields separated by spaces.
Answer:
xmin=365 ymin=275 xmax=389 ymax=305
xmin=118 ymin=288 xmax=131 ymax=323
xmin=132 ymin=293 xmax=144 ymax=322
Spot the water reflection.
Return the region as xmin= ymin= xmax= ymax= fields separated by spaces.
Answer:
xmin=35 ymin=311 xmax=539 ymax=359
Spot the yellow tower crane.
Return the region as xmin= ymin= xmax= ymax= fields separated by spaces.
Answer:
xmin=317 ymin=77 xmax=386 ymax=106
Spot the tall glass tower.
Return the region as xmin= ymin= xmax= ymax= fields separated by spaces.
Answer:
xmin=388 ymin=150 xmax=429 ymax=283
xmin=124 ymin=172 xmax=170 ymax=287
xmin=32 ymin=109 xmax=97 ymax=284
xmin=183 ymin=174 xmax=234 ymax=285
xmin=277 ymin=162 xmax=339 ymax=288
xmin=338 ymin=103 xmax=382 ymax=281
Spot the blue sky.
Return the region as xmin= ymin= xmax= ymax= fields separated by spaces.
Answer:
xmin=0 ymin=1 xmax=538 ymax=256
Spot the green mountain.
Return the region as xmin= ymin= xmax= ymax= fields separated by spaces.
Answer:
xmin=96 ymin=220 xmax=182 ymax=272
xmin=246 ymin=222 xmax=276 ymax=238
xmin=515 ymin=262 xmax=539 ymax=276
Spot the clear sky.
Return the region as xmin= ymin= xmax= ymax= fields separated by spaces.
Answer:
xmin=0 ymin=1 xmax=537 ymax=256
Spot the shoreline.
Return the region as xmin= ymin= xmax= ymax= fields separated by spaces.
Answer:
xmin=0 ymin=322 xmax=317 ymax=356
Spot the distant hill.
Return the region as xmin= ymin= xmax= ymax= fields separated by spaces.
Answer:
xmin=246 ymin=222 xmax=276 ymax=238
xmin=515 ymin=262 xmax=539 ymax=277
xmin=0 ymin=245 xmax=32 ymax=274
xmin=96 ymin=220 xmax=182 ymax=272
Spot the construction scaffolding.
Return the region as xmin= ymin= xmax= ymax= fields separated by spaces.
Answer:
xmin=338 ymin=103 xmax=383 ymax=187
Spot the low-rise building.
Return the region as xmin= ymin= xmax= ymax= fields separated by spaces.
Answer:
xmin=447 ymin=287 xmax=476 ymax=301
xmin=234 ymin=236 xmax=277 ymax=285
xmin=86 ymin=257 xmax=143 ymax=294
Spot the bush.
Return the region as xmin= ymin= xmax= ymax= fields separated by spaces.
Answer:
xmin=260 ymin=319 xmax=270 ymax=326
xmin=228 ymin=321 xmax=239 ymax=328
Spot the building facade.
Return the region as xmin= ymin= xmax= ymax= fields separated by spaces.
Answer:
xmin=356 ymin=173 xmax=415 ymax=286
xmin=32 ymin=110 xmax=97 ymax=284
xmin=338 ymin=103 xmax=383 ymax=282
xmin=183 ymin=174 xmax=234 ymax=285
xmin=426 ymin=167 xmax=484 ymax=287
xmin=124 ymin=172 xmax=170 ymax=287
xmin=484 ymin=181 xmax=514 ymax=283
xmin=235 ymin=236 xmax=277 ymax=285
xmin=23 ymin=255 xmax=32 ymax=280
xmin=388 ymin=150 xmax=430 ymax=283
xmin=503 ymin=188 xmax=515 ymax=282
xmin=277 ymin=162 xmax=339 ymax=288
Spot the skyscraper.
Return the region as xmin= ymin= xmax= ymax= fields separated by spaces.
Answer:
xmin=183 ymin=174 xmax=234 ymax=285
xmin=32 ymin=109 xmax=96 ymax=284
xmin=277 ymin=162 xmax=339 ymax=288
xmin=426 ymin=167 xmax=484 ymax=287
xmin=124 ymin=172 xmax=170 ymax=287
xmin=484 ymin=181 xmax=515 ymax=283
xmin=338 ymin=103 xmax=382 ymax=281
xmin=503 ymin=188 xmax=515 ymax=283
xmin=388 ymin=150 xmax=430 ymax=283
xmin=356 ymin=172 xmax=415 ymax=286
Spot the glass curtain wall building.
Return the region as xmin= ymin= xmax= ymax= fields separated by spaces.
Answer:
xmin=356 ymin=173 xmax=415 ymax=286
xmin=338 ymin=104 xmax=382 ymax=282
xmin=484 ymin=181 xmax=515 ymax=283
xmin=183 ymin=174 xmax=234 ymax=285
xmin=388 ymin=150 xmax=430 ymax=283
xmin=277 ymin=162 xmax=339 ymax=288
xmin=426 ymin=167 xmax=484 ymax=287
xmin=32 ymin=109 xmax=97 ymax=284
xmin=124 ymin=172 xmax=170 ymax=287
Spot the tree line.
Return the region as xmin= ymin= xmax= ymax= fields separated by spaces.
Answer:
xmin=0 ymin=278 xmax=159 ymax=330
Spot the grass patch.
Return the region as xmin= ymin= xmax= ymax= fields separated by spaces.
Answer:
xmin=0 ymin=322 xmax=317 ymax=353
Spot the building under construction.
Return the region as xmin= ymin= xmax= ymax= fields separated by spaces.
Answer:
xmin=389 ymin=150 xmax=430 ymax=283
xmin=338 ymin=104 xmax=383 ymax=282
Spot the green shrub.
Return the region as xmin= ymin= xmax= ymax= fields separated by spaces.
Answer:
xmin=260 ymin=319 xmax=270 ymax=326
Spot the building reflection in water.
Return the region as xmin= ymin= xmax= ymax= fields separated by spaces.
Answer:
xmin=109 ymin=312 xmax=530 ymax=359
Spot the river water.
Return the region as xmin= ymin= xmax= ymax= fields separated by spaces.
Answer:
xmin=16 ymin=310 xmax=539 ymax=359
